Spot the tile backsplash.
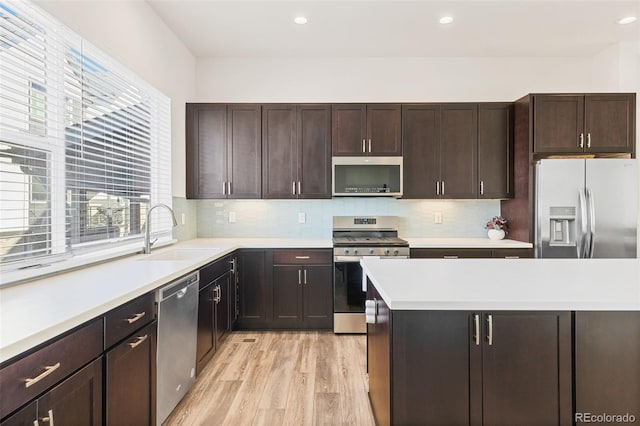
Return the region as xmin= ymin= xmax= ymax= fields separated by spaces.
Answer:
xmin=196 ymin=198 xmax=500 ymax=238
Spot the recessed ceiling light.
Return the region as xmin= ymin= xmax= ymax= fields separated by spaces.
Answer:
xmin=617 ymin=16 xmax=637 ymax=25
xmin=439 ymin=16 xmax=454 ymax=25
xmin=294 ymin=16 xmax=308 ymax=25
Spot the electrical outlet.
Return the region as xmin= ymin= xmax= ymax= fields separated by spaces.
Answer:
xmin=298 ymin=212 xmax=306 ymax=224
xmin=181 ymin=213 xmax=186 ymax=225
xmin=229 ymin=211 xmax=236 ymax=223
xmin=434 ymin=212 xmax=443 ymax=224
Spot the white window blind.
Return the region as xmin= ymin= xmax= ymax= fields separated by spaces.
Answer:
xmin=0 ymin=0 xmax=171 ymax=272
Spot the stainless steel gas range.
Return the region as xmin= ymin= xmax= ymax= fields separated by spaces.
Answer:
xmin=332 ymin=216 xmax=409 ymax=333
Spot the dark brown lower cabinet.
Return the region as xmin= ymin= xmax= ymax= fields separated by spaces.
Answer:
xmin=214 ymin=272 xmax=231 ymax=343
xmin=2 ymin=357 xmax=103 ymax=426
xmin=236 ymin=250 xmax=272 ymax=329
xmin=366 ymin=279 xmax=572 ymax=426
xmin=575 ymin=312 xmax=640 ymax=421
xmin=106 ymin=321 xmax=156 ymax=426
xmin=272 ymin=264 xmax=332 ymax=329
xmin=411 ymin=247 xmax=534 ymax=259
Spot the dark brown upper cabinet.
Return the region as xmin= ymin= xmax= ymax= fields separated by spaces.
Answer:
xmin=533 ymin=93 xmax=635 ymax=155
xmin=262 ymin=104 xmax=331 ymax=199
xmin=478 ymin=103 xmax=514 ymax=199
xmin=332 ymin=104 xmax=401 ymax=156
xmin=403 ymin=104 xmax=478 ymax=199
xmin=186 ymin=104 xmax=261 ymax=199
xmin=402 ymin=104 xmax=440 ymax=198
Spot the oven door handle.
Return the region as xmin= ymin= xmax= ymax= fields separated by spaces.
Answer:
xmin=334 ymin=256 xmax=364 ymax=262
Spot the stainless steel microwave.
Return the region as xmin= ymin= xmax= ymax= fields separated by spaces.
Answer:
xmin=332 ymin=156 xmax=403 ymax=197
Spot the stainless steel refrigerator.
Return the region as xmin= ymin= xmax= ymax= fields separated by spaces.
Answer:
xmin=535 ymin=159 xmax=638 ymax=258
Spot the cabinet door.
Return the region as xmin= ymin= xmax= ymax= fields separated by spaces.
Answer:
xmin=227 ymin=104 xmax=262 ymax=199
xmin=366 ymin=281 xmax=391 ymax=426
xmin=534 ymin=95 xmax=584 ymax=153
xmin=236 ymin=250 xmax=271 ymax=328
xmin=367 ymin=104 xmax=402 ymax=155
xmin=272 ymin=265 xmax=303 ymax=327
xmin=196 ymin=282 xmax=215 ymax=375
xmin=214 ymin=272 xmax=230 ymax=343
xmin=585 ymin=94 xmax=635 ymax=153
xmin=302 ymin=265 xmax=332 ymax=329
xmin=392 ymin=311 xmax=479 ymax=426
xmin=402 ymin=104 xmax=440 ymax=198
xmin=0 ymin=402 xmax=36 ymax=426
xmin=478 ymin=103 xmax=513 ymax=199
xmin=37 ymin=357 xmax=103 ymax=426
xmin=106 ymin=322 xmax=156 ymax=426
xmin=332 ymin=104 xmax=366 ymax=155
xmin=186 ymin=104 xmax=227 ymax=199
xmin=262 ymin=104 xmax=297 ymax=199
xmin=575 ymin=312 xmax=640 ymax=421
xmin=481 ymin=311 xmax=572 ymax=426
xmin=298 ymin=105 xmax=331 ymax=199
xmin=440 ymin=104 xmax=478 ymax=198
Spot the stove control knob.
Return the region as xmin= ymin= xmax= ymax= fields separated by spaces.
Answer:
xmin=369 ymin=249 xmax=375 ymax=255
xmin=384 ymin=249 xmax=390 ymax=255
xmin=393 ymin=249 xmax=399 ymax=256
xmin=354 ymin=249 xmax=359 ymax=255
xmin=344 ymin=249 xmax=349 ymax=255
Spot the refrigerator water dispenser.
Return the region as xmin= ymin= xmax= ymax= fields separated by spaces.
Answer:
xmin=548 ymin=207 xmax=576 ymax=247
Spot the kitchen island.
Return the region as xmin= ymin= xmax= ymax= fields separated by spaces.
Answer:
xmin=360 ymin=258 xmax=640 ymax=426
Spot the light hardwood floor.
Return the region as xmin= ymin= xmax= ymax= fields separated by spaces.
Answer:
xmin=165 ymin=331 xmax=376 ymax=426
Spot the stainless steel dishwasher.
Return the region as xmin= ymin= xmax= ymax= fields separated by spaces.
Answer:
xmin=156 ymin=271 xmax=199 ymax=425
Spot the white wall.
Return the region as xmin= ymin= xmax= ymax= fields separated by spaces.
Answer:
xmin=35 ymin=0 xmax=197 ymax=199
xmin=195 ymin=56 xmax=594 ymax=102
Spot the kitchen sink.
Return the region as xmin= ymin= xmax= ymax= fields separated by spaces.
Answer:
xmin=137 ymin=248 xmax=216 ymax=261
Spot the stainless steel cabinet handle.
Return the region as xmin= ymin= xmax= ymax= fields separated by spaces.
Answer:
xmin=587 ymin=133 xmax=591 ymax=148
xmin=33 ymin=420 xmax=39 ymax=426
xmin=504 ymin=256 xmax=520 ymax=259
xmin=303 ymin=269 xmax=307 ymax=284
xmin=292 ymin=181 xmax=296 ymax=195
xmin=487 ymin=314 xmax=493 ymax=346
xmin=362 ymin=139 xmax=366 ymax=153
xmin=298 ymin=269 xmax=302 ymax=285
xmin=128 ymin=334 xmax=149 ymax=349
xmin=25 ymin=363 xmax=61 ymax=388
xmin=229 ymin=258 xmax=236 ymax=274
xmin=579 ymin=133 xmax=584 ymax=148
xmin=297 ymin=181 xmax=301 ymax=195
xmin=480 ymin=181 xmax=484 ymax=195
xmin=295 ymin=256 xmax=310 ymax=259
xmin=126 ymin=312 xmax=146 ymax=324
xmin=436 ymin=181 xmax=440 ymax=196
xmin=41 ymin=410 xmax=54 ymax=425
xmin=441 ymin=181 xmax=445 ymax=195
xmin=443 ymin=256 xmax=459 ymax=259
xmin=368 ymin=139 xmax=372 ymax=153
xmin=473 ymin=314 xmax=480 ymax=346
xmin=222 ymin=182 xmax=226 ymax=195
xmin=228 ymin=181 xmax=232 ymax=195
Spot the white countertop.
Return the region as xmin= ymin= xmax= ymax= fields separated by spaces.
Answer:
xmin=406 ymin=238 xmax=532 ymax=249
xmin=0 ymin=238 xmax=330 ymax=364
xmin=361 ymin=258 xmax=640 ymax=311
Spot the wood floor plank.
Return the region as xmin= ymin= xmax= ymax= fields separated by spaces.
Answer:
xmin=165 ymin=331 xmax=374 ymax=426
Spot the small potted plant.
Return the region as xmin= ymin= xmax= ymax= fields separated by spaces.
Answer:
xmin=485 ymin=216 xmax=508 ymax=240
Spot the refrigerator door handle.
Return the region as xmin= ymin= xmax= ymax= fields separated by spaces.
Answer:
xmin=578 ymin=189 xmax=588 ymax=258
xmin=586 ymin=188 xmax=596 ymax=258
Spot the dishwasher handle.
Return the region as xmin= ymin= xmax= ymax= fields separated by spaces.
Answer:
xmin=158 ymin=271 xmax=199 ymax=301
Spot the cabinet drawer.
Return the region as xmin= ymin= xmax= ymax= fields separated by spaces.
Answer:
xmin=272 ymin=249 xmax=332 ymax=265
xmin=0 ymin=318 xmax=103 ymax=419
xmin=105 ymin=292 xmax=155 ymax=349
xmin=410 ymin=248 xmax=492 ymax=259
xmin=492 ymin=248 xmax=534 ymax=258
xmin=200 ymin=256 xmax=231 ymax=287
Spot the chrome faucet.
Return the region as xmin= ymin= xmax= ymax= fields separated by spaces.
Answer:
xmin=144 ymin=203 xmax=178 ymax=254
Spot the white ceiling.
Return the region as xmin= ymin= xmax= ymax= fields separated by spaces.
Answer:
xmin=146 ymin=1 xmax=640 ymax=58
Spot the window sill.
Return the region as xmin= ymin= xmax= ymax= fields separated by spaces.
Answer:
xmin=0 ymin=238 xmax=177 ymax=288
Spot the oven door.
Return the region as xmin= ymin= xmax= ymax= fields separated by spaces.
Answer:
xmin=333 ymin=255 xmax=367 ymax=333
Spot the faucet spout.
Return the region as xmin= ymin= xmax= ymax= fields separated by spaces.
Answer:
xmin=144 ymin=203 xmax=178 ymax=254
